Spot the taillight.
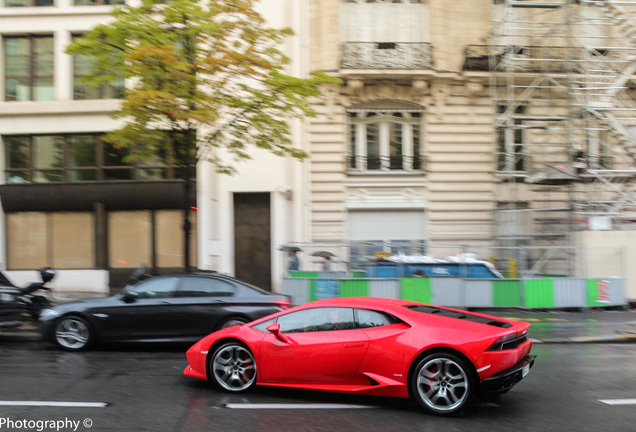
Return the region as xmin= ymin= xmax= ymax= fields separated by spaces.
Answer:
xmin=275 ymin=300 xmax=292 ymax=310
xmin=487 ymin=333 xmax=517 ymax=351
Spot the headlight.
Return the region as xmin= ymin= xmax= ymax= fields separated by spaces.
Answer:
xmin=39 ymin=309 xmax=62 ymax=321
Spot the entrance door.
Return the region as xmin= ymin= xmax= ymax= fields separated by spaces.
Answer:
xmin=233 ymin=193 xmax=272 ymax=291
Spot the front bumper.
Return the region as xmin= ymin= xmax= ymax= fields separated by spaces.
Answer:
xmin=479 ymin=355 xmax=536 ymax=398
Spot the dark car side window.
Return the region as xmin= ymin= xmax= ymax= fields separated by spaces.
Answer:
xmin=277 ymin=307 xmax=355 ymax=333
xmin=355 ymin=309 xmax=395 ymax=329
xmin=132 ymin=277 xmax=179 ymax=299
xmin=178 ymin=277 xmax=235 ymax=297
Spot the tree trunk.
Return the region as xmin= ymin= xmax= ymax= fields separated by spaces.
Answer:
xmin=183 ymin=177 xmax=192 ymax=272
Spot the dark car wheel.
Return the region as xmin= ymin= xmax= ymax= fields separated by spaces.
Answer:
xmin=219 ymin=317 xmax=249 ymax=330
xmin=209 ymin=342 xmax=256 ymax=392
xmin=411 ymin=352 xmax=474 ymax=416
xmin=54 ymin=316 xmax=92 ymax=351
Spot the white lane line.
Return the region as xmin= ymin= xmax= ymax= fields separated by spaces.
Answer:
xmin=0 ymin=401 xmax=108 ymax=408
xmin=226 ymin=403 xmax=375 ymax=410
xmin=599 ymin=399 xmax=636 ymax=406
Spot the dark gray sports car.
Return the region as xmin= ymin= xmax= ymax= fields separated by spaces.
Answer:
xmin=39 ymin=272 xmax=291 ymax=351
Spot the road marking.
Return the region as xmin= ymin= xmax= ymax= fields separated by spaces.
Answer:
xmin=226 ymin=403 xmax=375 ymax=410
xmin=599 ymin=399 xmax=636 ymax=406
xmin=0 ymin=401 xmax=108 ymax=408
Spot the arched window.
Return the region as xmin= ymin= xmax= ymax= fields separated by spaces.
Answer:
xmin=347 ymin=102 xmax=424 ymax=172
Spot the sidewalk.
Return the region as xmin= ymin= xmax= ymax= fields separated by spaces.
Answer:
xmin=2 ymin=292 xmax=636 ymax=344
xmin=484 ymin=308 xmax=636 ymax=344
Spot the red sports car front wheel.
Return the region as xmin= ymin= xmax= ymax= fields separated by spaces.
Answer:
xmin=209 ymin=342 xmax=257 ymax=392
xmin=411 ymin=353 xmax=474 ymax=416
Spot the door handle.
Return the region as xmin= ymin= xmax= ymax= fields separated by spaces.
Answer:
xmin=344 ymin=343 xmax=365 ymax=349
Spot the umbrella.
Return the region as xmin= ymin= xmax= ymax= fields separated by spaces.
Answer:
xmin=311 ymin=251 xmax=335 ymax=259
xmin=278 ymin=246 xmax=302 ymax=253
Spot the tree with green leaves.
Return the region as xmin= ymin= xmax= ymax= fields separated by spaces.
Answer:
xmin=67 ymin=0 xmax=336 ymax=271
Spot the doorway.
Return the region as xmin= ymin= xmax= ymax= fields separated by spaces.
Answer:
xmin=233 ymin=193 xmax=272 ymax=291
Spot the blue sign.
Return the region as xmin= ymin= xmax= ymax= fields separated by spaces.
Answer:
xmin=315 ymin=280 xmax=339 ymax=300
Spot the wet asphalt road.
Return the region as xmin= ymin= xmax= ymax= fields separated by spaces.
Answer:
xmin=0 ymin=337 xmax=635 ymax=432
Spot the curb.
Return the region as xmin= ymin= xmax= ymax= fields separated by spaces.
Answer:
xmin=531 ymin=332 xmax=636 ymax=344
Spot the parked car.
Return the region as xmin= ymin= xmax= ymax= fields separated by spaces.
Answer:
xmin=40 ymin=272 xmax=291 ymax=351
xmin=0 ymin=276 xmax=22 ymax=328
xmin=1 ymin=268 xmax=56 ymax=328
xmin=184 ymin=297 xmax=535 ymax=416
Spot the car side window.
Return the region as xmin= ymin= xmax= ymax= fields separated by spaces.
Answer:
xmin=277 ymin=307 xmax=355 ymax=333
xmin=355 ymin=309 xmax=395 ymax=329
xmin=132 ymin=277 xmax=179 ymax=299
xmin=252 ymin=318 xmax=276 ymax=333
xmin=178 ymin=277 xmax=235 ymax=297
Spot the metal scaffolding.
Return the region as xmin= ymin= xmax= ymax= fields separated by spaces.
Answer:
xmin=489 ymin=0 xmax=636 ymax=276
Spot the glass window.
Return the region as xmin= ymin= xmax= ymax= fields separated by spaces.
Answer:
xmin=348 ymin=107 xmax=423 ymax=172
xmin=6 ymin=212 xmax=48 ymax=269
xmin=496 ymin=105 xmax=527 ymax=172
xmin=179 ymin=277 xmax=234 ymax=297
xmin=156 ymin=210 xmax=195 ymax=267
xmin=355 ymin=309 xmax=395 ymax=329
xmin=6 ymin=212 xmax=93 ymax=270
xmin=51 ymin=212 xmax=94 ymax=268
xmin=2 ymin=134 xmax=176 ymax=182
xmin=4 ymin=35 xmax=54 ymax=102
xmin=68 ymin=134 xmax=98 ymax=181
xmin=32 ymin=135 xmax=63 ymax=183
xmin=132 ymin=277 xmax=179 ymax=299
xmin=5 ymin=136 xmax=30 ymax=183
xmin=253 ymin=318 xmax=276 ymax=334
xmin=3 ymin=0 xmax=54 ymax=6
xmin=74 ymin=0 xmax=124 ymax=4
xmin=277 ymin=308 xmax=355 ymax=333
xmin=341 ymin=0 xmax=428 ymax=44
xmin=72 ymin=35 xmax=125 ymax=100
xmin=109 ymin=210 xmax=152 ymax=268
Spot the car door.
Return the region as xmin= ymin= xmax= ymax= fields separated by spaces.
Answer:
xmin=94 ymin=276 xmax=180 ymax=340
xmin=169 ymin=275 xmax=236 ymax=337
xmin=259 ymin=307 xmax=370 ymax=384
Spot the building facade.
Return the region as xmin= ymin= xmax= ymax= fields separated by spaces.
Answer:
xmin=303 ymin=0 xmax=636 ymax=291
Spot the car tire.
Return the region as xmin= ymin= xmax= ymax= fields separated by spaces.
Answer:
xmin=218 ymin=317 xmax=249 ymax=330
xmin=411 ymin=352 xmax=474 ymax=416
xmin=209 ymin=342 xmax=256 ymax=392
xmin=53 ymin=315 xmax=93 ymax=351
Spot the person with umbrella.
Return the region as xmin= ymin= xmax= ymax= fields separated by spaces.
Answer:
xmin=312 ymin=251 xmax=335 ymax=271
xmin=279 ymin=246 xmax=301 ymax=271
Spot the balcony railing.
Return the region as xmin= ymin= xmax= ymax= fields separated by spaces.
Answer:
xmin=341 ymin=42 xmax=434 ymax=69
xmin=347 ymin=155 xmax=425 ymax=173
xmin=463 ymin=44 xmax=630 ymax=73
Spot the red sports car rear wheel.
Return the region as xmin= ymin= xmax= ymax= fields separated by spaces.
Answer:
xmin=209 ymin=342 xmax=257 ymax=392
xmin=411 ymin=352 xmax=474 ymax=415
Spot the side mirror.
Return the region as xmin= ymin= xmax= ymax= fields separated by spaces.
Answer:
xmin=121 ymin=290 xmax=139 ymax=304
xmin=266 ymin=323 xmax=289 ymax=343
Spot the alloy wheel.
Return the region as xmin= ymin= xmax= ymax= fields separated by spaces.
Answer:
xmin=413 ymin=354 xmax=471 ymax=415
xmin=55 ymin=317 xmax=90 ymax=351
xmin=211 ymin=343 xmax=256 ymax=392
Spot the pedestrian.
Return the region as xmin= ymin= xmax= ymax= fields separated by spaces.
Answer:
xmin=289 ymin=250 xmax=300 ymax=271
xmin=323 ymin=255 xmax=331 ymax=271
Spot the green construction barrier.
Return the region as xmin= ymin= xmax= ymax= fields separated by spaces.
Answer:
xmin=493 ymin=280 xmax=522 ymax=307
xmin=400 ymin=277 xmax=432 ymax=304
xmin=524 ymin=279 xmax=555 ymax=308
xmin=290 ymin=271 xmax=319 ymax=278
xmin=340 ymin=280 xmax=369 ymax=297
